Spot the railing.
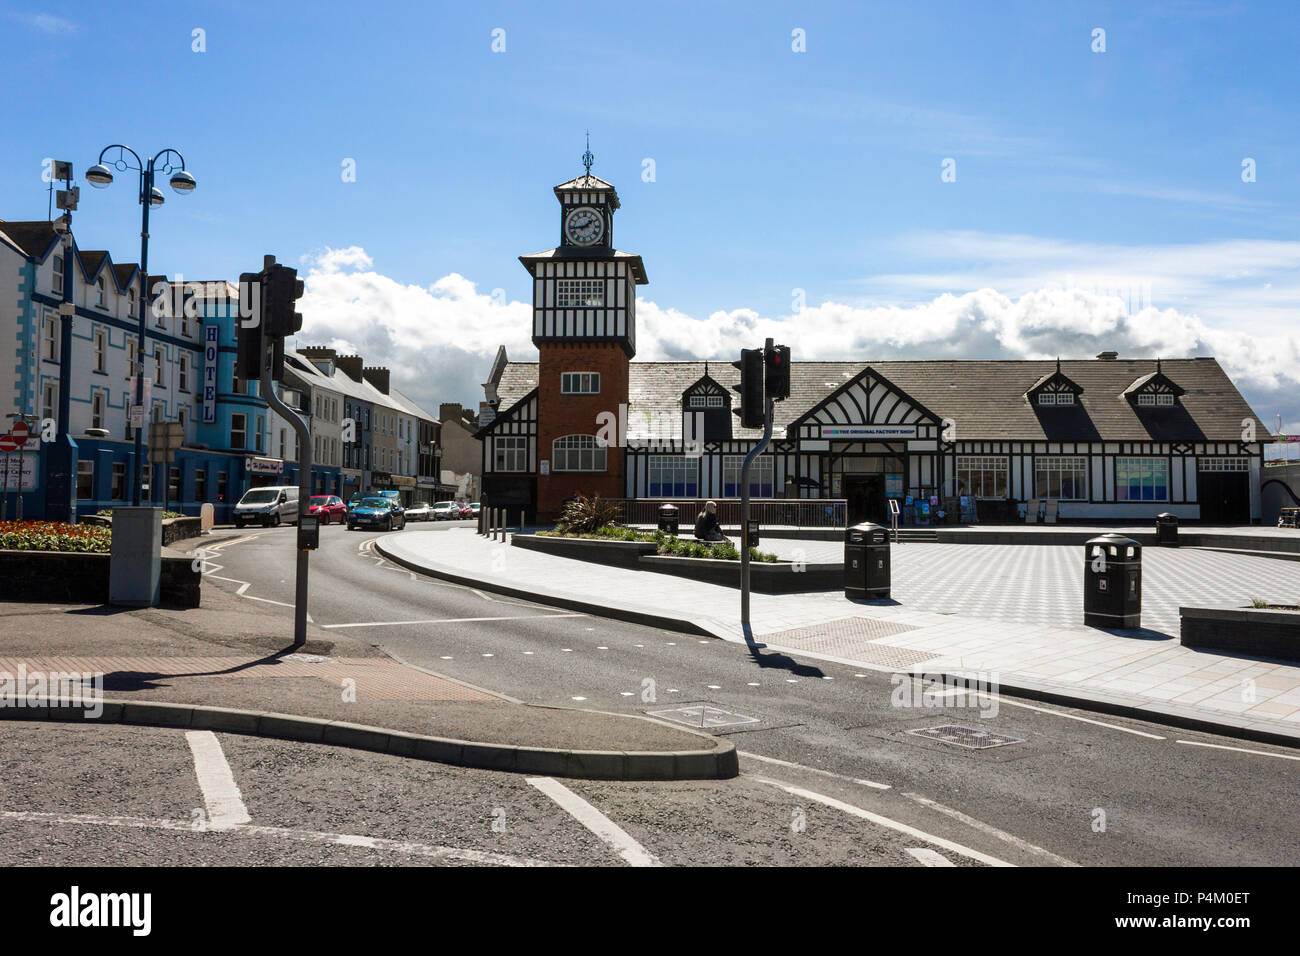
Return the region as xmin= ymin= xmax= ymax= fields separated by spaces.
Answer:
xmin=610 ymin=498 xmax=847 ymax=529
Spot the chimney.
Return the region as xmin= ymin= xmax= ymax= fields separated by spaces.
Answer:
xmin=1096 ymin=350 xmax=1119 ymax=361
xmin=439 ymin=402 xmax=463 ymax=425
xmin=335 ymin=354 xmax=363 ymax=381
xmin=362 ymin=366 xmax=390 ymax=394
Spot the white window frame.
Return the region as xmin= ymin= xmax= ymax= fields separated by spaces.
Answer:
xmin=231 ymin=412 xmax=247 ymax=450
xmin=1116 ymin=456 xmax=1170 ymax=502
xmin=41 ymin=381 xmax=57 ymax=424
xmin=94 ymin=328 xmax=107 ymax=372
xmin=42 ymin=309 xmax=58 ymax=361
xmin=561 ymin=371 xmax=600 ymax=395
xmin=178 ymin=353 xmax=190 ymax=391
xmin=956 ymin=456 xmax=1009 ymax=498
xmin=1198 ymin=457 xmax=1250 ymax=472
xmin=494 ymin=436 xmax=528 ymax=472
xmin=1034 ymin=455 xmax=1088 ymax=500
xmin=91 ymin=390 xmax=106 ymax=430
xmin=552 ymin=435 xmax=606 ymax=472
xmin=649 ymin=455 xmax=700 ymax=498
xmin=52 ymin=254 xmax=64 ymax=292
xmin=722 ymin=455 xmax=774 ymax=498
xmin=95 ymin=275 xmax=107 ymax=308
xmin=555 ymin=278 xmax=604 ymax=308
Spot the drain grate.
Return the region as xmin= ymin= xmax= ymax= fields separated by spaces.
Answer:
xmin=648 ymin=705 xmax=760 ymax=729
xmin=907 ymin=724 xmax=1023 ymax=750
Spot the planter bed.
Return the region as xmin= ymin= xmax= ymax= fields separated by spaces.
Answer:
xmin=1180 ymin=605 xmax=1300 ymax=663
xmin=513 ymin=532 xmax=841 ymax=593
xmin=0 ymin=549 xmax=200 ymax=607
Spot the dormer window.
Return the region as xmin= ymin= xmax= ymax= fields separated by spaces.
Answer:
xmin=1136 ymin=393 xmax=1175 ymax=407
xmin=1037 ymin=392 xmax=1075 ymax=406
xmin=52 ymin=255 xmax=64 ymax=291
xmin=95 ymin=276 xmax=107 ymax=308
xmin=688 ymin=394 xmax=724 ymax=409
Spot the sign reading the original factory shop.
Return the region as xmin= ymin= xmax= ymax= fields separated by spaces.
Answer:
xmin=818 ymin=425 xmax=917 ymax=439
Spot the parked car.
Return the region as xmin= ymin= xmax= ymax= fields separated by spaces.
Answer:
xmin=470 ymin=502 xmax=481 ymax=517
xmin=233 ymin=486 xmax=299 ymax=528
xmin=308 ymin=495 xmax=347 ymax=525
xmin=431 ymin=501 xmax=459 ymax=521
xmin=405 ymin=502 xmax=431 ymax=522
xmin=456 ymin=501 xmax=473 ymax=519
xmin=346 ymin=497 xmax=406 ymax=532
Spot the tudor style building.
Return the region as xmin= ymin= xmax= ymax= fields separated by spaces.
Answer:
xmin=478 ymin=169 xmax=1270 ymax=526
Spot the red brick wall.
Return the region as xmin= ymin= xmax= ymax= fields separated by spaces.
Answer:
xmin=536 ymin=342 xmax=629 ymax=520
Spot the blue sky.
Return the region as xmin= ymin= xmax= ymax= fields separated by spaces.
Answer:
xmin=2 ymin=1 xmax=1297 ymax=427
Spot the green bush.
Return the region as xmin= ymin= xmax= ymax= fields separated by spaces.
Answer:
xmin=537 ymin=522 xmax=778 ymax=562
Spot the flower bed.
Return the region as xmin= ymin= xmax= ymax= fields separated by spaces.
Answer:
xmin=538 ymin=526 xmax=777 ymax=562
xmin=0 ymin=521 xmax=110 ymax=553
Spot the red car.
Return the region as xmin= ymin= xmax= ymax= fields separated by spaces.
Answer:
xmin=308 ymin=495 xmax=347 ymax=525
xmin=456 ymin=501 xmax=473 ymax=519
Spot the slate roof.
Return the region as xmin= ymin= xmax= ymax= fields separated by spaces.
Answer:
xmin=0 ymin=220 xmax=59 ymax=260
xmin=490 ymin=357 xmax=1268 ymax=444
xmin=518 ymin=247 xmax=648 ymax=284
xmin=553 ymin=174 xmax=619 ymax=208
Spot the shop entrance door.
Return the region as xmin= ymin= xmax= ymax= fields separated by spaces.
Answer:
xmin=844 ymin=474 xmax=886 ymax=525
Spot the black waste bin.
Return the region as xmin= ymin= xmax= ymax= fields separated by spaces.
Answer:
xmin=845 ymin=522 xmax=890 ymax=599
xmin=1084 ymin=533 xmax=1141 ymax=628
xmin=1155 ymin=512 xmax=1179 ymax=547
xmin=657 ymin=503 xmax=680 ymax=536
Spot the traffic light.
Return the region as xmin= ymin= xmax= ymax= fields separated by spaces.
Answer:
xmin=235 ymin=271 xmax=265 ymax=380
xmin=764 ymin=343 xmax=791 ymax=402
xmin=732 ymin=348 xmax=765 ymax=429
xmin=265 ymin=264 xmax=305 ymax=337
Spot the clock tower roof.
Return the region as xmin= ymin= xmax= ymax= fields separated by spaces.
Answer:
xmin=518 ymin=246 xmax=647 ymax=284
xmin=554 ymin=174 xmax=620 ymax=210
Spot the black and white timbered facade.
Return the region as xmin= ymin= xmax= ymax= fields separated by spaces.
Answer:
xmin=478 ymin=165 xmax=1270 ymax=525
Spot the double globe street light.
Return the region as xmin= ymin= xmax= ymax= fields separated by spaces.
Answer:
xmin=85 ymin=146 xmax=196 ymax=506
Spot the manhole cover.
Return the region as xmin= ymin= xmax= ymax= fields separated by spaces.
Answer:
xmin=648 ymin=705 xmax=760 ymax=728
xmin=907 ymin=724 xmax=1023 ymax=750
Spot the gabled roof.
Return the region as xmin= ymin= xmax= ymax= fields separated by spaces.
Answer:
xmin=1123 ymin=361 xmax=1186 ymax=397
xmin=78 ymin=250 xmax=110 ymax=283
xmin=1025 ymin=358 xmax=1084 ymax=396
xmin=487 ymin=357 xmax=1268 ymax=444
xmin=112 ymin=262 xmax=140 ymax=291
xmin=0 ymin=220 xmax=60 ymax=261
xmin=518 ymin=247 xmax=648 ymax=284
xmin=554 ymin=174 xmax=619 ymax=209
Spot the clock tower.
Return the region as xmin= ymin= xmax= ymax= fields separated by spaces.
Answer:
xmin=519 ymin=143 xmax=648 ymax=518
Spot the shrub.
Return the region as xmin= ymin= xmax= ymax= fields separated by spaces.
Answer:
xmin=0 ymin=521 xmax=111 ymax=553
xmin=555 ymin=494 xmax=623 ymax=535
xmin=96 ymin=508 xmax=184 ymax=520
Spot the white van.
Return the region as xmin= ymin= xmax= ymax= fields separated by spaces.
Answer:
xmin=233 ymin=485 xmax=299 ymax=528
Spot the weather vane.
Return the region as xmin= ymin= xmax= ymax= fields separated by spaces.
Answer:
xmin=582 ymin=130 xmax=594 ymax=176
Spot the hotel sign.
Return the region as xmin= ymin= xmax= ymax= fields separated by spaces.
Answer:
xmin=819 ymin=425 xmax=917 ymax=439
xmin=202 ymin=324 xmax=219 ymax=424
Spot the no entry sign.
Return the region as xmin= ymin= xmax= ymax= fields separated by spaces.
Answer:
xmin=8 ymin=421 xmax=30 ymax=445
xmin=0 ymin=436 xmax=18 ymax=453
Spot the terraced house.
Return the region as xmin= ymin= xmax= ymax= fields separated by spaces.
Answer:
xmin=477 ymin=173 xmax=1271 ymax=526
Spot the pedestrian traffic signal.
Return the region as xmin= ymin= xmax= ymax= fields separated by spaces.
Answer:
xmin=764 ymin=343 xmax=791 ymax=402
xmin=732 ymin=348 xmax=765 ymax=429
xmin=265 ymin=264 xmax=305 ymax=337
xmin=235 ymin=271 xmax=265 ymax=381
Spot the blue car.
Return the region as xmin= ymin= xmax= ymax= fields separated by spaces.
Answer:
xmin=346 ymin=496 xmax=407 ymax=532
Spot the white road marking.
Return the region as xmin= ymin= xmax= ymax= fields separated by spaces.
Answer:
xmin=748 ymin=775 xmax=1014 ymax=867
xmin=185 ymin=731 xmax=251 ymax=829
xmin=526 ymin=777 xmax=660 ymax=867
xmin=902 ymin=792 xmax=1078 ymax=866
xmin=983 ymin=695 xmax=1166 ymax=740
xmin=1176 ymin=739 xmax=1300 ymax=761
xmin=0 ymin=810 xmax=556 ymax=866
xmin=906 ymin=847 xmax=955 ymax=867
xmin=738 ymin=751 xmax=891 ymax=790
xmin=320 ymin=613 xmax=586 ymax=629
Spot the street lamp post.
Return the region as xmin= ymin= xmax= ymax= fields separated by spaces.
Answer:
xmin=86 ymin=146 xmax=196 ymax=507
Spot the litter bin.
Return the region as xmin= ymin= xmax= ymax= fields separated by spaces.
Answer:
xmin=657 ymin=503 xmax=680 ymax=535
xmin=1084 ymin=533 xmax=1141 ymax=629
xmin=1155 ymin=512 xmax=1179 ymax=547
xmin=845 ymin=522 xmax=890 ymax=600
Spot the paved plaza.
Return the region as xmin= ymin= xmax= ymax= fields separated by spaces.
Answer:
xmin=379 ymin=528 xmax=1300 ymax=741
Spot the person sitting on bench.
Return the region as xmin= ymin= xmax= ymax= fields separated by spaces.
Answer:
xmin=694 ymin=500 xmax=730 ymax=542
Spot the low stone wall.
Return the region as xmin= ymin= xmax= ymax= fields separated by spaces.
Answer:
xmin=162 ymin=516 xmax=202 ymax=547
xmin=511 ymin=534 xmax=656 ymax=568
xmin=512 ymin=533 xmax=842 ymax=593
xmin=1180 ymin=605 xmax=1300 ymax=663
xmin=0 ymin=550 xmax=200 ymax=608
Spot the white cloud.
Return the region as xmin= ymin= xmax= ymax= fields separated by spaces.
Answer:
xmin=290 ymin=243 xmax=1300 ymax=434
xmin=9 ymin=12 xmax=77 ymax=33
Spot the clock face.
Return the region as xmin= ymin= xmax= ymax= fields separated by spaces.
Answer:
xmin=564 ymin=206 xmax=605 ymax=246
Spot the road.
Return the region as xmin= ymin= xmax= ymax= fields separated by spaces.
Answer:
xmin=28 ymin=519 xmax=1293 ymax=867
